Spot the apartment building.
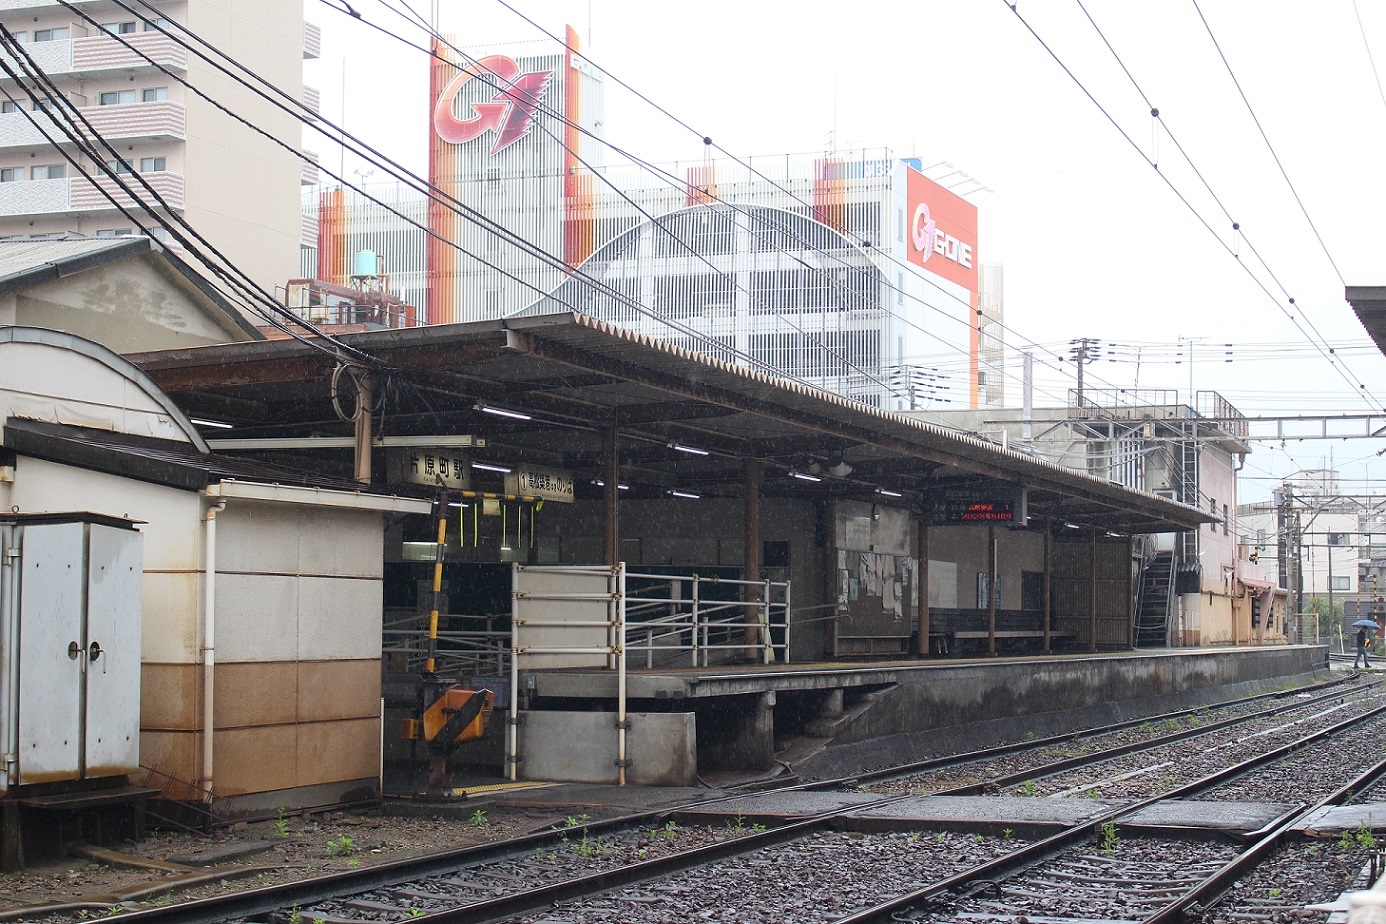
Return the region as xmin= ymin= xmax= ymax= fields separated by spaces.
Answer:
xmin=0 ymin=0 xmax=317 ymax=299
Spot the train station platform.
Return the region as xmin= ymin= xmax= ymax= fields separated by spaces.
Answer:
xmin=514 ymin=645 xmax=1329 ymax=787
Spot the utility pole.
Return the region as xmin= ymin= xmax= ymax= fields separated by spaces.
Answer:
xmin=1069 ymin=338 xmax=1099 ymax=407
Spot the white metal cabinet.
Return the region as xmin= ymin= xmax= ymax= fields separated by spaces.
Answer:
xmin=5 ymin=519 xmax=142 ymax=786
xmin=15 ymin=522 xmax=84 ymax=784
xmin=83 ymin=524 xmax=142 ymax=777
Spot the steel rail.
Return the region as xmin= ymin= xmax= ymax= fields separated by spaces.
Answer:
xmin=840 ymin=673 xmax=1355 ymax=790
xmin=1141 ymin=754 xmax=1386 ymax=924
xmin=827 ymin=699 xmax=1386 ymax=924
xmin=72 ymin=677 xmax=1364 ymax=924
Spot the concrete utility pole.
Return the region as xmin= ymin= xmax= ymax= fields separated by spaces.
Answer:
xmin=1069 ymin=338 xmax=1099 ymax=406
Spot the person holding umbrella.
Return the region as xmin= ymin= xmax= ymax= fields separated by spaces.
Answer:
xmin=1352 ymin=618 xmax=1380 ymax=669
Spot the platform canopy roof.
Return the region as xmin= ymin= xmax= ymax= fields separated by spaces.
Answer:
xmin=1347 ymin=286 xmax=1386 ymax=358
xmin=128 ymin=312 xmax=1214 ymax=534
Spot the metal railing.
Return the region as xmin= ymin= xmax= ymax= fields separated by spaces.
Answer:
xmin=382 ymin=608 xmax=509 ymax=677
xmin=505 ymin=564 xmax=792 ymax=785
xmin=623 ymin=570 xmax=791 ymax=668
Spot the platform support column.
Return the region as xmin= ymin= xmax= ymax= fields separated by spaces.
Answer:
xmin=743 ymin=458 xmax=760 ymax=661
xmin=1043 ymin=518 xmax=1053 ymax=653
xmin=1089 ymin=527 xmax=1099 ymax=652
xmin=987 ymin=522 xmax=997 ymax=656
xmin=917 ymin=518 xmax=930 ymax=656
xmin=603 ymin=424 xmax=620 ymax=567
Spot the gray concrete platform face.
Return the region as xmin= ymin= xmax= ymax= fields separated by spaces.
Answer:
xmin=674 ymin=791 xmax=884 ymax=819
xmin=853 ymin=795 xmax=1128 ymax=826
xmin=1298 ymin=802 xmax=1386 ymax=835
xmin=1120 ymin=799 xmax=1299 ymax=833
xmin=517 ymin=712 xmax=696 ymax=787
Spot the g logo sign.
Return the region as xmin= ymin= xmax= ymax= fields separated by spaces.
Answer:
xmin=911 ymin=202 xmax=938 ymax=263
xmin=433 ymin=55 xmax=554 ymax=155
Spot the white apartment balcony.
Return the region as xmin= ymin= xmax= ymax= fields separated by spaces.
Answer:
xmin=0 ymin=100 xmax=185 ymax=152
xmin=0 ymin=1 xmax=171 ymax=10
xmin=301 ymin=150 xmax=319 ymax=186
xmin=302 ymin=84 xmax=319 ymax=121
xmin=304 ymin=21 xmax=321 ymax=60
xmin=0 ymin=170 xmax=184 ymax=217
xmin=0 ymin=31 xmax=186 ymax=82
xmin=300 ymin=207 xmax=318 ymax=248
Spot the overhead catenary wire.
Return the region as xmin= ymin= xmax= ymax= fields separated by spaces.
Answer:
xmin=1189 ymin=0 xmax=1347 ymax=287
xmin=1004 ymin=0 xmax=1385 ymax=417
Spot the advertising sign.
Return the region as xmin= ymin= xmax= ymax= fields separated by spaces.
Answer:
xmin=905 ymin=167 xmax=979 ymax=294
xmin=433 ymin=54 xmax=555 ymax=154
xmin=504 ymin=464 xmax=575 ymax=503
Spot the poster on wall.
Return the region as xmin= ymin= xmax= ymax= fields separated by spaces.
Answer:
xmin=976 ymin=572 xmax=1001 ymax=609
xmin=928 ymin=560 xmax=958 ymax=608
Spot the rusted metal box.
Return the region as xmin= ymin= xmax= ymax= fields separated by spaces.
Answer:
xmin=0 ymin=515 xmax=143 ymax=792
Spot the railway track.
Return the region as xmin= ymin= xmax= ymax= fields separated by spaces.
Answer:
xmin=39 ymin=675 xmax=1382 ymax=924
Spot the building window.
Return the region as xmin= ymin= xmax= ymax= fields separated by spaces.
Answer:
xmin=1328 ymin=532 xmax=1351 ymax=546
xmin=142 ymin=18 xmax=171 ymax=31
xmin=1223 ymin=503 xmax=1229 ymax=535
xmin=104 ymin=159 xmax=134 ymax=175
xmin=33 ymin=98 xmax=56 ymax=111
xmin=102 ymin=22 xmax=137 ymax=35
xmin=96 ymin=228 xmax=133 ymax=237
xmin=140 ymin=156 xmax=166 ymax=172
xmin=1331 ymin=576 xmax=1351 ymax=591
xmin=30 ymin=164 xmax=63 ymax=180
xmin=0 ymin=101 xmax=22 ymax=114
xmin=141 ymin=87 xmax=167 ymax=102
xmin=148 ymin=227 xmax=167 ymax=241
xmin=99 ymin=90 xmax=136 ymax=106
xmin=0 ymin=167 xmax=23 ymax=183
xmin=33 ymin=28 xmax=69 ymax=42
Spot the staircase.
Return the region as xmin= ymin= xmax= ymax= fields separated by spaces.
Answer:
xmin=1135 ymin=551 xmax=1175 ymax=647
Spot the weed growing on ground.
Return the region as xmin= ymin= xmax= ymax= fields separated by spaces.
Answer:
xmin=1100 ymin=821 xmax=1119 ymax=855
xmin=662 ymin=820 xmax=679 ymax=840
xmin=273 ymin=806 xmax=290 ymax=840
xmin=1002 ymin=828 xmax=1013 ymax=840
xmin=1018 ymin=780 xmax=1037 ymax=797
xmin=470 ymin=809 xmax=487 ymax=827
xmin=326 ymin=836 xmax=355 ymax=858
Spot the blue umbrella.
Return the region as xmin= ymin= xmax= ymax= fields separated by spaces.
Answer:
xmin=1352 ymin=619 xmax=1382 ymax=630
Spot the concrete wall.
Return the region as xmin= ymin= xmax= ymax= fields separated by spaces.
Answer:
xmin=518 ymin=711 xmax=696 ymax=786
xmin=13 ymin=256 xmax=251 ymax=351
xmin=797 ymin=646 xmax=1328 ymax=778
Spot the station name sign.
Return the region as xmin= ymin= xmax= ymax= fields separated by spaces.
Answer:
xmin=504 ymin=464 xmax=574 ymax=503
xmin=389 ymin=448 xmax=472 ymax=490
xmin=926 ymin=487 xmax=1027 ymax=526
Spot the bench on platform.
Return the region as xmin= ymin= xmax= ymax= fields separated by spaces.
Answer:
xmin=925 ymin=608 xmax=1077 ymax=654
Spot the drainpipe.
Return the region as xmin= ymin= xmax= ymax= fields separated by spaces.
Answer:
xmin=202 ymin=500 xmax=226 ymax=801
xmin=0 ymin=527 xmax=17 ymax=793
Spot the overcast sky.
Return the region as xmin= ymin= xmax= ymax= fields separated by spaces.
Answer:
xmin=306 ymin=0 xmax=1386 ymax=503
